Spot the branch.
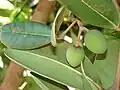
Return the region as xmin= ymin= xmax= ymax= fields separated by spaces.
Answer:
xmin=0 ymin=62 xmax=24 ymax=90
xmin=32 ymin=0 xmax=56 ymax=24
xmin=0 ymin=0 xmax=56 ymax=90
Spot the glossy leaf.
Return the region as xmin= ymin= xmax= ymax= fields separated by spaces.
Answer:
xmin=57 ymin=0 xmax=119 ymax=29
xmin=1 ymin=21 xmax=51 ymax=49
xmin=5 ymin=48 xmax=85 ymax=89
xmin=51 ymin=6 xmax=69 ymax=47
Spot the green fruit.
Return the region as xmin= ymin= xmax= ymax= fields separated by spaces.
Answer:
xmin=66 ymin=46 xmax=85 ymax=67
xmin=84 ymin=30 xmax=107 ymax=54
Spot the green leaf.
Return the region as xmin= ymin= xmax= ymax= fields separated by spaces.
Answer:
xmin=51 ymin=6 xmax=69 ymax=47
xmin=0 ymin=9 xmax=12 ymax=17
xmin=13 ymin=12 xmax=26 ymax=22
xmin=84 ymin=47 xmax=96 ymax=63
xmin=31 ymin=75 xmax=50 ymax=90
xmin=83 ymin=57 xmax=102 ymax=86
xmin=1 ymin=21 xmax=51 ymax=49
xmin=5 ymin=48 xmax=85 ymax=89
xmin=82 ymin=77 xmax=98 ymax=90
xmin=83 ymin=40 xmax=120 ymax=89
xmin=31 ymin=72 xmax=68 ymax=90
xmin=30 ymin=42 xmax=70 ymax=66
xmin=57 ymin=0 xmax=119 ymax=29
xmin=30 ymin=42 xmax=82 ymax=72
xmin=22 ymin=77 xmax=42 ymax=90
xmin=94 ymin=40 xmax=120 ymax=89
xmin=81 ymin=62 xmax=101 ymax=90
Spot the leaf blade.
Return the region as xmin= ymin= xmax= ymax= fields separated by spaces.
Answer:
xmin=1 ymin=21 xmax=51 ymax=49
xmin=51 ymin=6 xmax=69 ymax=47
xmin=4 ymin=48 xmax=84 ymax=89
xmin=57 ymin=0 xmax=119 ymax=29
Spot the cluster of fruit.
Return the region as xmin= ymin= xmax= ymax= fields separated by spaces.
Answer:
xmin=66 ymin=30 xmax=107 ymax=67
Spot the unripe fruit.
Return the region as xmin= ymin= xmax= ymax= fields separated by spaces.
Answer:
xmin=84 ymin=30 xmax=107 ymax=54
xmin=66 ymin=46 xmax=85 ymax=67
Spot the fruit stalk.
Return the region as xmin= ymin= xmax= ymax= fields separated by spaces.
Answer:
xmin=75 ymin=20 xmax=83 ymax=47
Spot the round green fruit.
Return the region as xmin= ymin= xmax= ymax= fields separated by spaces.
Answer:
xmin=66 ymin=46 xmax=85 ymax=67
xmin=84 ymin=30 xmax=107 ymax=54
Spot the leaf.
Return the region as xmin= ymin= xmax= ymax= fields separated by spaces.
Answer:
xmin=1 ymin=21 xmax=51 ymax=49
xmin=31 ymin=75 xmax=50 ymax=90
xmin=31 ymin=72 xmax=69 ymax=90
xmin=94 ymin=40 xmax=120 ymax=89
xmin=83 ymin=57 xmax=102 ymax=86
xmin=81 ymin=61 xmax=101 ymax=90
xmin=57 ymin=0 xmax=119 ymax=29
xmin=30 ymin=42 xmax=82 ymax=72
xmin=0 ymin=9 xmax=12 ymax=17
xmin=84 ymin=47 xmax=96 ymax=63
xmin=82 ymin=77 xmax=98 ymax=90
xmin=86 ymin=80 xmax=98 ymax=90
xmin=13 ymin=12 xmax=26 ymax=22
xmin=75 ymin=68 xmax=99 ymax=90
xmin=5 ymin=48 xmax=85 ymax=89
xmin=51 ymin=5 xmax=69 ymax=47
xmin=83 ymin=40 xmax=120 ymax=89
xmin=22 ymin=77 xmax=42 ymax=90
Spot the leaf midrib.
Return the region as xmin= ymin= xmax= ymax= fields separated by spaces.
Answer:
xmin=1 ymin=31 xmax=51 ymax=37
xmin=5 ymin=49 xmax=83 ymax=88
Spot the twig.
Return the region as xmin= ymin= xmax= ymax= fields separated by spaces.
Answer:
xmin=58 ymin=20 xmax=77 ymax=39
xmin=75 ymin=20 xmax=83 ymax=47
